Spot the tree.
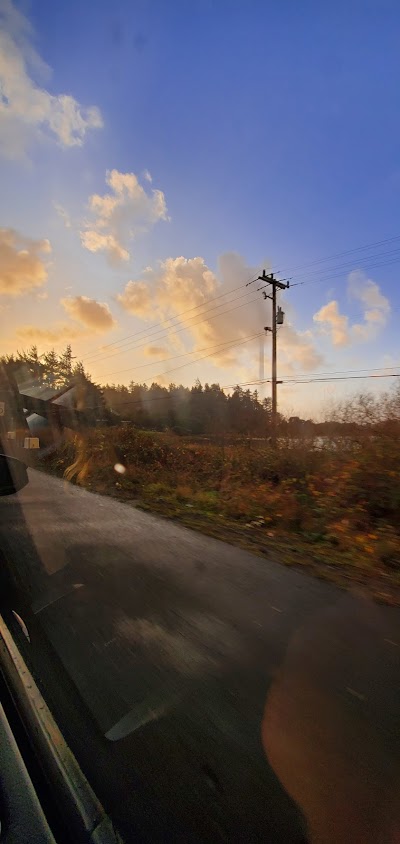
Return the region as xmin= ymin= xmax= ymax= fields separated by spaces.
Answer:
xmin=42 ymin=349 xmax=60 ymax=387
xmin=59 ymin=345 xmax=75 ymax=382
xmin=72 ymin=360 xmax=88 ymax=380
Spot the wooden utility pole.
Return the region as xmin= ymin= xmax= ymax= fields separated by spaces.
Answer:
xmin=259 ymin=335 xmax=265 ymax=384
xmin=271 ymin=280 xmax=278 ymax=425
xmin=258 ymin=271 xmax=289 ymax=440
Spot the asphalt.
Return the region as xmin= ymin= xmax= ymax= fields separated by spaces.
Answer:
xmin=0 ymin=469 xmax=399 ymax=843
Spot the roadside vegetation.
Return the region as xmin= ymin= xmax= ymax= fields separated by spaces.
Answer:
xmin=41 ymin=386 xmax=400 ymax=604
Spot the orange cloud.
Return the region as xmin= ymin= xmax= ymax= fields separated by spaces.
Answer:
xmin=17 ymin=323 xmax=83 ymax=343
xmin=313 ymin=301 xmax=349 ymax=347
xmin=61 ymin=295 xmax=116 ymax=333
xmin=144 ymin=345 xmax=168 ymax=357
xmin=116 ymin=277 xmax=153 ymax=316
xmin=0 ymin=227 xmax=51 ymax=296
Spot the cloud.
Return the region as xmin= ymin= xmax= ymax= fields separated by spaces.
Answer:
xmin=144 ymin=345 xmax=168 ymax=357
xmin=348 ymin=270 xmax=390 ymax=315
xmin=0 ymin=0 xmax=103 ymax=159
xmin=348 ymin=270 xmax=390 ymax=339
xmin=0 ymin=227 xmax=51 ymax=296
xmin=313 ymin=300 xmax=349 ymax=346
xmin=80 ymin=231 xmax=129 ymax=263
xmin=18 ymin=296 xmax=116 ymax=345
xmin=278 ymin=325 xmax=324 ymax=371
xmin=80 ymin=169 xmax=168 ymax=264
xmin=117 ymin=252 xmax=322 ymax=373
xmin=313 ymin=270 xmax=390 ymax=346
xmin=61 ymin=295 xmax=116 ymax=333
xmin=17 ymin=323 xmax=83 ymax=343
xmin=116 ymin=276 xmax=156 ymax=316
xmin=53 ymin=202 xmax=71 ymax=229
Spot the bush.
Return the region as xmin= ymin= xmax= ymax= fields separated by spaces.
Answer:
xmin=42 ymin=385 xmax=400 ymax=582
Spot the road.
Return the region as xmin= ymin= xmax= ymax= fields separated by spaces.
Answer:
xmin=1 ymin=469 xmax=400 ymax=843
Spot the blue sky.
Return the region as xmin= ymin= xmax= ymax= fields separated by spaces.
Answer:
xmin=1 ymin=0 xmax=400 ymax=416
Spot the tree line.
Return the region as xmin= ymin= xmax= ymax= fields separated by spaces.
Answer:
xmin=1 ymin=345 xmax=277 ymax=435
xmin=102 ymin=379 xmax=275 ymax=436
xmin=2 ymin=345 xmax=399 ymax=438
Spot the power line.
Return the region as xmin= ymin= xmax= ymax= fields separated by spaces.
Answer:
xmin=289 ymin=251 xmax=400 ymax=287
xmin=83 ymin=270 xmax=260 ymax=362
xmin=99 ymin=332 xmax=263 ymax=405
xmin=283 ymin=367 xmax=400 ymax=381
xmin=290 ymin=254 xmax=400 ymax=289
xmin=290 ymin=245 xmax=400 ymax=282
xmin=101 ymin=331 xmax=264 ymax=380
xmin=284 ymin=364 xmax=400 ymax=379
xmin=85 ymin=288 xmax=260 ymax=366
xmin=140 ymin=331 xmax=262 ymax=385
xmin=284 ymin=373 xmax=400 ymax=384
xmin=272 ymin=232 xmax=400 ymax=276
xmin=223 ymin=368 xmax=399 ymax=388
xmin=221 ymin=372 xmax=400 ymax=390
xmin=88 ymin=294 xmax=263 ymax=371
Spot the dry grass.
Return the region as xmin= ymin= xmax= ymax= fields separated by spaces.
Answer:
xmin=39 ymin=417 xmax=400 ymax=604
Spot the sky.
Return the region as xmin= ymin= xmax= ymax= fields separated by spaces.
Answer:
xmin=1 ymin=0 xmax=400 ymax=418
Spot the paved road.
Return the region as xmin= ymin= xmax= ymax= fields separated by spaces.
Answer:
xmin=1 ymin=469 xmax=400 ymax=843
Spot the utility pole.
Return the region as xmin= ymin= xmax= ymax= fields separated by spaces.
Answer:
xmin=271 ymin=280 xmax=277 ymax=426
xmin=258 ymin=271 xmax=289 ymax=441
xmin=259 ymin=335 xmax=265 ymax=385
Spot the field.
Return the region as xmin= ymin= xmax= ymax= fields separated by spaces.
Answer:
xmin=40 ymin=423 xmax=400 ymax=604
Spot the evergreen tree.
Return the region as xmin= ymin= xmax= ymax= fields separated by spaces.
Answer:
xmin=58 ymin=345 xmax=74 ymax=382
xmin=42 ymin=349 xmax=60 ymax=387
